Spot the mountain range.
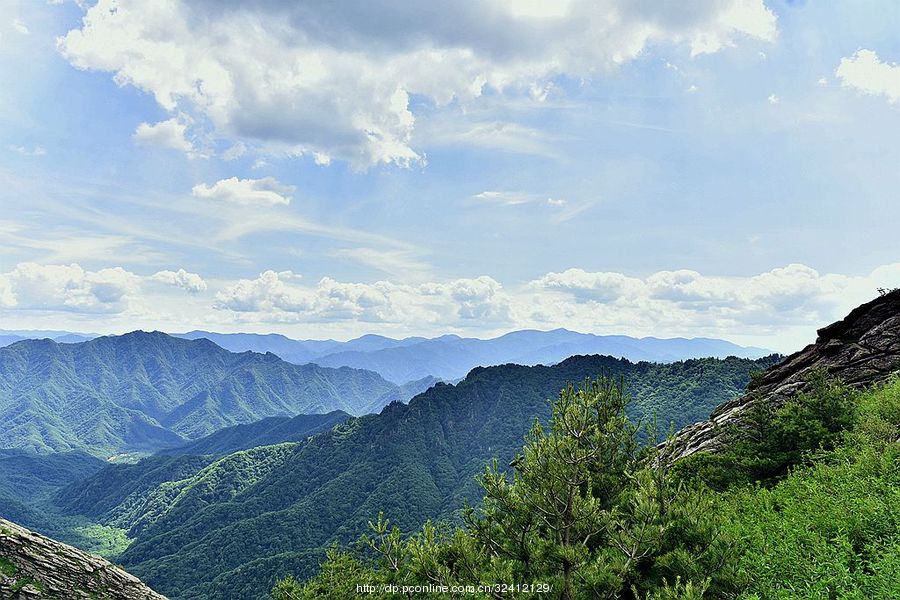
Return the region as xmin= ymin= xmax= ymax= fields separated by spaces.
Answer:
xmin=0 ymin=328 xmax=768 ymax=384
xmin=3 ymin=295 xmax=895 ymax=599
xmin=56 ymin=353 xmax=776 ymax=598
xmin=0 ymin=332 xmax=426 ymax=458
xmin=176 ymin=328 xmax=770 ymax=383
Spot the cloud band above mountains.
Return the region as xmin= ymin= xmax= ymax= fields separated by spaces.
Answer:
xmin=1 ymin=261 xmax=897 ymax=351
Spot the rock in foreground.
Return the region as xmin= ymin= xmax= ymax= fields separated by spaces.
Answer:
xmin=0 ymin=517 xmax=166 ymax=599
xmin=671 ymin=289 xmax=900 ymax=459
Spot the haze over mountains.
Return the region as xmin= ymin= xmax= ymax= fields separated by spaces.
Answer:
xmin=2 ymin=329 xmax=768 ymax=386
xmin=0 ymin=328 xmax=767 ymax=382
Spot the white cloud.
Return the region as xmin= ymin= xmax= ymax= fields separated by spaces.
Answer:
xmin=473 ymin=191 xmax=533 ymax=206
xmin=836 ymin=49 xmax=900 ymax=104
xmin=133 ymin=118 xmax=195 ymax=154
xmin=0 ymin=263 xmax=139 ymax=313
xmin=215 ymin=271 xmax=512 ymax=326
xmin=151 ymin=269 xmax=207 ymax=294
xmin=209 ymin=263 xmax=898 ymax=343
xmin=191 ymin=177 xmax=295 ymax=207
xmin=9 ymin=145 xmax=46 ymax=157
xmin=445 ymin=276 xmax=510 ymax=321
xmin=12 ymin=19 xmax=29 ymax=35
xmin=473 ymin=191 xmax=568 ymax=208
xmin=58 ymin=0 xmax=776 ymax=169
xmin=532 ymin=269 xmax=643 ymax=303
xmin=529 ymin=263 xmax=869 ymax=333
xmin=2 ymin=262 xmax=898 ymax=351
xmin=0 ymin=264 xmax=216 ymax=316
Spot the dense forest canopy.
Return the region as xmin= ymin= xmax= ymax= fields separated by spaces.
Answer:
xmin=279 ymin=373 xmax=900 ymax=599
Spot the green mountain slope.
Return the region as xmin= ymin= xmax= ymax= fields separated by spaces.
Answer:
xmin=159 ymin=411 xmax=352 ymax=457
xmin=0 ymin=331 xmax=401 ymax=457
xmin=287 ymin=367 xmax=900 ymax=600
xmin=59 ymin=353 xmax=775 ymax=599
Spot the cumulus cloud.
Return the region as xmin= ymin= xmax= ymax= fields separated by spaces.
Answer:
xmin=214 ymin=270 xmax=397 ymax=323
xmin=215 ymin=271 xmax=512 ymax=326
xmin=836 ymin=49 xmax=900 ymax=104
xmin=529 ymin=263 xmax=868 ymax=332
xmin=0 ymin=263 xmax=139 ymax=313
xmin=532 ymin=269 xmax=643 ymax=303
xmin=58 ymin=0 xmax=776 ymax=168
xmin=191 ymin=177 xmax=295 ymax=206
xmin=446 ymin=276 xmax=510 ymax=321
xmin=3 ymin=261 xmax=898 ymax=349
xmin=209 ymin=263 xmax=898 ymax=342
xmin=214 ymin=270 xmax=310 ymax=313
xmin=133 ymin=118 xmax=195 ymax=154
xmin=0 ymin=263 xmax=216 ymax=316
xmin=151 ymin=269 xmax=208 ymax=294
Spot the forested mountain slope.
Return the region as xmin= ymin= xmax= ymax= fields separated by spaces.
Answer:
xmin=158 ymin=411 xmax=351 ymax=457
xmin=59 ymin=353 xmax=774 ymax=599
xmin=0 ymin=332 xmax=401 ymax=457
xmin=281 ymin=294 xmax=900 ymax=600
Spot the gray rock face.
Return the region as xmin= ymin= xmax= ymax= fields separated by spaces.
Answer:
xmin=670 ymin=290 xmax=900 ymax=459
xmin=0 ymin=518 xmax=166 ymax=599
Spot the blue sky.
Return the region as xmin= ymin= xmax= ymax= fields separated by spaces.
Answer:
xmin=1 ymin=0 xmax=899 ymax=352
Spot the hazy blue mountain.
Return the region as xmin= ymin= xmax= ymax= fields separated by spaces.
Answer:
xmin=0 ymin=334 xmax=27 ymax=347
xmin=172 ymin=331 xmax=431 ymax=366
xmin=0 ymin=330 xmax=99 ymax=348
xmin=0 ymin=332 xmax=402 ymax=457
xmin=58 ymin=354 xmax=778 ymax=599
xmin=179 ymin=328 xmax=769 ymax=384
xmin=311 ymin=329 xmax=771 ymax=383
xmin=173 ymin=331 xmax=341 ymax=365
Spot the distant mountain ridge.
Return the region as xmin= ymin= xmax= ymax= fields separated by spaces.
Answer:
xmin=1 ymin=328 xmax=768 ymax=385
xmin=176 ymin=328 xmax=770 ymax=383
xmin=0 ymin=329 xmax=98 ymax=348
xmin=0 ymin=332 xmax=406 ymax=457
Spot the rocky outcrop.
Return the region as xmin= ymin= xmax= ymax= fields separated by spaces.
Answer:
xmin=670 ymin=290 xmax=900 ymax=459
xmin=0 ymin=518 xmax=166 ymax=599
